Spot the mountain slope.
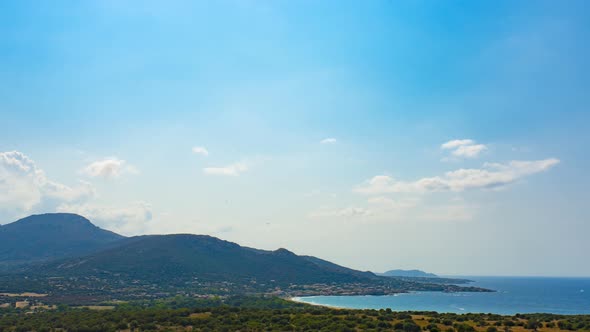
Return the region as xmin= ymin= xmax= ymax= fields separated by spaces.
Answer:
xmin=302 ymin=255 xmax=377 ymax=280
xmin=0 ymin=213 xmax=124 ymax=268
xmin=40 ymin=234 xmax=376 ymax=285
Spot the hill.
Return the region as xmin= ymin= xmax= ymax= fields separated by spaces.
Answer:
xmin=39 ymin=234 xmax=377 ymax=285
xmin=379 ymin=269 xmax=438 ymax=278
xmin=301 ymin=255 xmax=376 ymax=280
xmin=0 ymin=213 xmax=491 ymax=302
xmin=0 ymin=213 xmax=124 ymax=269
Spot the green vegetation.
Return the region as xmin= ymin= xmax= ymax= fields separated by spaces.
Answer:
xmin=0 ymin=213 xmax=123 ymax=271
xmin=0 ymin=270 xmax=489 ymax=306
xmin=0 ymin=296 xmax=589 ymax=332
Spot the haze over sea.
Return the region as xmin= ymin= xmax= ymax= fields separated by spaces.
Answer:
xmin=295 ymin=277 xmax=590 ymax=315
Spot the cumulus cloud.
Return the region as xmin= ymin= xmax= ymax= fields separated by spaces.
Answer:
xmin=0 ymin=151 xmax=153 ymax=235
xmin=56 ymin=201 xmax=152 ymax=235
xmin=192 ymin=146 xmax=209 ymax=157
xmin=441 ymin=139 xmax=487 ymax=158
xmin=355 ymin=158 xmax=560 ymax=194
xmin=82 ymin=158 xmax=137 ymax=179
xmin=0 ymin=151 xmax=95 ymax=214
xmin=320 ymin=138 xmax=338 ymax=144
xmin=203 ymin=162 xmax=248 ymax=176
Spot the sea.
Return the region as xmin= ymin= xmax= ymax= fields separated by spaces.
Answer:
xmin=293 ymin=276 xmax=590 ymax=315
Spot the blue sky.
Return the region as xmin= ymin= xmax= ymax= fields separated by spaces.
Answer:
xmin=1 ymin=0 xmax=589 ymax=276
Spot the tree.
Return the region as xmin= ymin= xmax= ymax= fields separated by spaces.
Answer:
xmin=526 ymin=320 xmax=541 ymax=331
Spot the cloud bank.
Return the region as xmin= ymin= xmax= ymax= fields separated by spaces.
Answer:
xmin=0 ymin=151 xmax=95 ymax=213
xmin=0 ymin=151 xmax=152 ymax=235
xmin=355 ymin=158 xmax=560 ymax=194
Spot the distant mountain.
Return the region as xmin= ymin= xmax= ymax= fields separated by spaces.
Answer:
xmin=39 ymin=234 xmax=377 ymax=285
xmin=0 ymin=213 xmax=124 ymax=269
xmin=379 ymin=269 xmax=438 ymax=278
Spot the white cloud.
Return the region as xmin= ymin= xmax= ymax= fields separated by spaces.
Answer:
xmin=452 ymin=144 xmax=487 ymax=158
xmin=355 ymin=158 xmax=560 ymax=194
xmin=441 ymin=139 xmax=487 ymax=158
xmin=0 ymin=151 xmax=95 ymax=214
xmin=203 ymin=162 xmax=248 ymax=176
xmin=0 ymin=151 xmax=152 ymax=235
xmin=56 ymin=201 xmax=152 ymax=235
xmin=441 ymin=139 xmax=475 ymax=149
xmin=192 ymin=146 xmax=209 ymax=157
xmin=309 ymin=206 xmax=371 ymax=219
xmin=82 ymin=158 xmax=137 ymax=179
xmin=320 ymin=138 xmax=338 ymax=144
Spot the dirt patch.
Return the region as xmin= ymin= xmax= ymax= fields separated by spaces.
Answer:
xmin=190 ymin=312 xmax=212 ymax=319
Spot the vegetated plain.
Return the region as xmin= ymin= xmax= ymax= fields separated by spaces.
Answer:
xmin=1 ymin=296 xmax=590 ymax=332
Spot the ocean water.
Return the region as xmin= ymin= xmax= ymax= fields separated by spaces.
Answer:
xmin=294 ymin=277 xmax=590 ymax=315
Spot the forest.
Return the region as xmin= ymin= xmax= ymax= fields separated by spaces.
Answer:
xmin=0 ymin=296 xmax=589 ymax=332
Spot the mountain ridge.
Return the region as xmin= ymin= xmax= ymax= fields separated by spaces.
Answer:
xmin=0 ymin=213 xmax=492 ymax=301
xmin=0 ymin=213 xmax=124 ymax=269
xmin=37 ymin=233 xmax=377 ymax=285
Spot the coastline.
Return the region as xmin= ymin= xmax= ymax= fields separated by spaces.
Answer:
xmin=289 ymin=296 xmax=346 ymax=309
xmin=285 ymin=276 xmax=590 ymax=315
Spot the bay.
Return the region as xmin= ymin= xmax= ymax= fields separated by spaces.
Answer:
xmin=294 ymin=276 xmax=590 ymax=314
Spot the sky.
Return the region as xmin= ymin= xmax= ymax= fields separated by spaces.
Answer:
xmin=0 ymin=0 xmax=589 ymax=277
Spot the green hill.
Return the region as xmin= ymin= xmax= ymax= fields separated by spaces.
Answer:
xmin=0 ymin=214 xmax=491 ymax=300
xmin=40 ymin=234 xmax=377 ymax=285
xmin=0 ymin=213 xmax=124 ymax=269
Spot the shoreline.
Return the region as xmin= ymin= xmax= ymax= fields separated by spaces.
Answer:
xmin=286 ymin=292 xmax=590 ymax=315
xmin=288 ymin=296 xmax=346 ymax=309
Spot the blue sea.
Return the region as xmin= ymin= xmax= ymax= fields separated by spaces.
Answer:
xmin=294 ymin=277 xmax=590 ymax=315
